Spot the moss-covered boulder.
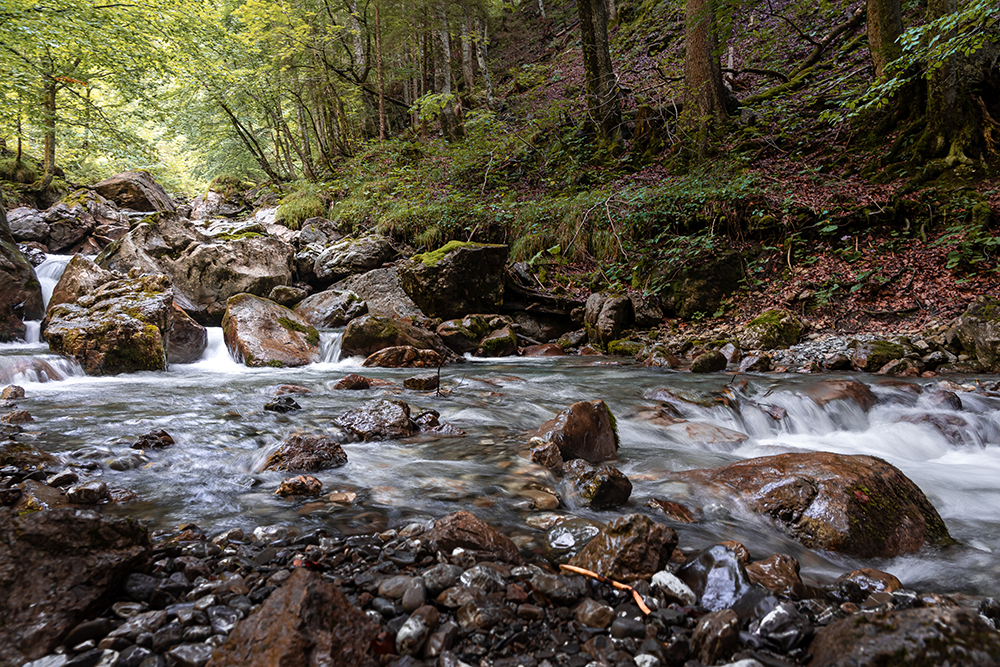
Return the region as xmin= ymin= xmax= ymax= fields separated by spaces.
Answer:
xmin=313 ymin=234 xmax=395 ymax=283
xmin=849 ymin=339 xmax=905 ymax=372
xmin=952 ymin=296 xmax=1000 ymax=372
xmin=361 ymin=345 xmax=444 ymax=368
xmin=479 ymin=325 xmax=517 ymax=357
xmin=42 ymin=270 xmax=173 ymax=375
xmin=691 ymin=349 xmax=727 ymax=373
xmin=675 ymin=452 xmax=951 ymax=558
xmin=342 ymin=314 xmax=455 ymax=360
xmin=658 ymin=250 xmax=743 ymax=319
xmin=607 ymin=339 xmax=644 ymax=357
xmin=739 ymin=309 xmax=805 ymax=350
xmin=294 ymin=288 xmax=368 ymax=328
xmin=398 ymin=241 xmax=508 ymax=319
xmin=0 ymin=205 xmax=43 ymax=342
xmin=222 ymin=294 xmax=320 ymax=367
xmin=437 ymin=314 xmax=510 ymax=354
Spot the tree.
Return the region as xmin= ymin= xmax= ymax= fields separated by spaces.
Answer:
xmin=684 ymin=0 xmax=727 ymax=156
xmin=866 ymin=0 xmax=903 ymax=80
xmin=576 ymin=0 xmax=620 ymax=139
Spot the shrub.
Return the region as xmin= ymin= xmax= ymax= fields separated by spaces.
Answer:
xmin=276 ymin=182 xmax=327 ymax=230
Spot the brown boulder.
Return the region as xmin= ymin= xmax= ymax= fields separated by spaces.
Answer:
xmin=0 ymin=508 xmax=150 ymax=666
xmin=92 ymin=171 xmax=176 ymax=212
xmin=264 ymin=433 xmax=348 ymax=472
xmin=47 ymin=254 xmax=114 ymax=309
xmin=424 ymin=511 xmax=523 ymax=564
xmin=676 ymin=452 xmax=951 ymax=558
xmin=745 ymin=554 xmax=817 ymax=600
xmin=207 ymin=568 xmax=378 ymax=667
xmin=222 ymin=293 xmax=320 ymax=367
xmin=362 ymin=345 xmax=443 ymax=368
xmin=803 ymin=379 xmax=876 ymax=411
xmin=167 ymin=304 xmax=207 ymax=364
xmin=691 ymin=609 xmax=740 ymax=665
xmin=536 ymin=399 xmax=619 ymax=463
xmin=522 ymin=343 xmax=565 ymax=356
xmin=569 ymin=514 xmax=677 ymax=580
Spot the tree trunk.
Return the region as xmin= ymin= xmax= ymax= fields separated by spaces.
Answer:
xmin=474 ymin=18 xmax=496 ymax=110
xmin=605 ymin=0 xmax=617 ymax=24
xmin=348 ymin=0 xmax=367 ymax=75
xmin=684 ymin=0 xmax=727 ymax=155
xmin=866 ymin=0 xmax=903 ymax=80
xmin=374 ymin=0 xmax=386 ymax=140
xmin=537 ymin=0 xmax=546 ymax=19
xmin=40 ymin=77 xmax=57 ymax=189
xmin=577 ymin=0 xmax=621 ymax=139
xmin=436 ymin=4 xmax=462 ymax=140
xmin=461 ymin=12 xmax=474 ymax=94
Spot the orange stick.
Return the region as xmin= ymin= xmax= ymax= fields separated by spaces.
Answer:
xmin=559 ymin=564 xmax=652 ymax=615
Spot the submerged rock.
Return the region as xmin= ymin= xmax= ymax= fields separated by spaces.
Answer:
xmin=275 ymin=475 xmax=322 ymax=497
xmin=221 ymin=294 xmax=320 ymax=368
xmin=334 ymin=398 xmax=416 ymax=441
xmin=535 ymin=399 xmax=619 ymax=463
xmin=263 ymin=433 xmax=347 ymax=472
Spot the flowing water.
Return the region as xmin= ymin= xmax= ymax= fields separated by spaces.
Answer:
xmin=2 ymin=257 xmax=1000 ymax=598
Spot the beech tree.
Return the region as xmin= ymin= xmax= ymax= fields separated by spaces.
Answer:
xmin=576 ymin=0 xmax=620 ymax=139
xmin=683 ymin=0 xmax=727 ymax=154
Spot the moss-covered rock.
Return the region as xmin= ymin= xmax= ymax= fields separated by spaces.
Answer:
xmin=739 ymin=308 xmax=805 ymax=350
xmin=222 ymin=293 xmax=320 ymax=368
xmin=849 ymin=339 xmax=905 ymax=372
xmin=690 ymin=349 xmax=727 ymax=373
xmin=398 ymin=242 xmax=508 ymax=319
xmin=560 ymin=459 xmax=632 ymax=510
xmin=607 ymin=339 xmax=644 ymax=357
xmin=478 ymin=325 xmax=517 ymax=357
xmin=436 ymin=314 xmax=510 ymax=354
xmin=0 ymin=233 xmax=43 ymax=342
xmin=342 ymin=314 xmax=455 ymax=360
xmin=952 ymin=296 xmax=1000 ymax=372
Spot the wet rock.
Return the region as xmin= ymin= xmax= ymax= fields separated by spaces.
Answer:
xmin=738 ymin=353 xmax=772 ymax=372
xmin=403 ymin=373 xmax=439 ymax=390
xmin=661 ymin=421 xmax=749 ymax=449
xmin=744 ymin=554 xmax=815 ymax=600
xmin=719 ymin=540 xmax=751 ymax=563
xmin=222 ymin=294 xmax=320 ymax=367
xmin=823 ymin=352 xmax=853 ymax=370
xmin=676 ymin=452 xmax=951 ymax=558
xmin=334 ymin=398 xmax=416 ymax=441
xmin=530 ymin=441 xmax=563 ymax=468
xmin=560 ymin=459 xmax=632 ymax=509
xmin=808 ymin=606 xmax=1000 ymax=667
xmin=401 ymin=578 xmax=427 ymax=613
xmin=535 ymin=399 xmax=619 ymax=463
xmin=424 ymin=511 xmax=523 ymax=565
xmin=65 ymin=481 xmax=108 ymax=504
xmin=849 ymin=339 xmax=905 ymax=372
xmin=93 ymin=171 xmax=176 ymax=213
xmin=2 ymin=409 xmax=32 ymax=423
xmin=833 ymin=568 xmax=902 ymax=602
xmin=740 ymin=309 xmax=805 ymax=350
xmin=691 ymin=350 xmax=727 ymax=373
xmin=877 ymin=357 xmax=924 ymax=377
xmin=363 ymin=345 xmax=444 ymax=368
xmin=167 ymin=305 xmax=207 ymax=364
xmin=333 ymin=373 xmax=372 ymax=390
xmin=1 ymin=385 xmax=25 ymax=400
xmin=678 ymin=545 xmax=774 ymax=617
xmin=952 ymin=296 xmax=1000 ymax=372
xmin=569 ymin=513 xmax=677 ymax=580
xmin=293 ymin=288 xmax=367 ymax=328
xmin=342 ymin=314 xmax=454 ymax=360
xmin=0 ymin=216 xmax=44 ymax=341
xmin=522 ymin=343 xmax=565 ymax=356
xmin=422 ymin=564 xmax=464 ymax=596
xmin=396 ymin=604 xmax=440 ymax=656
xmin=314 ymin=234 xmax=395 ymax=283
xmin=332 ymin=267 xmax=425 ymax=320
xmin=132 ymin=429 xmax=175 ymax=449
xmin=263 ymin=396 xmax=301 ymax=412
xmin=575 ymin=598 xmax=615 ymax=628
xmin=651 ymin=570 xmax=697 ymax=606
xmin=15 ymin=479 xmax=72 ymax=512
xmin=749 ymin=601 xmax=811 ymax=652
xmin=166 ymin=642 xmax=214 ymax=667
xmin=207 ymin=568 xmax=377 ymax=666
xmin=275 ymin=475 xmax=322 ymax=497
xmin=543 ymin=517 xmax=603 ymax=563
xmin=398 ymin=242 xmax=508 ymax=319
xmin=436 ymin=314 xmax=511 ymax=354
xmin=0 ymin=508 xmax=149 ymax=666
xmin=1 ymin=442 xmax=57 ymax=470
xmin=803 ymin=379 xmax=876 ymax=411
xmin=478 ymin=325 xmax=518 ymax=357
xmin=263 ymin=433 xmax=347 ymax=472
xmin=460 ymin=564 xmax=507 ymax=593
xmin=646 ymin=498 xmax=697 ymax=523
xmin=691 ymin=609 xmax=740 ymax=665
xmin=46 ymin=470 xmax=79 ymax=488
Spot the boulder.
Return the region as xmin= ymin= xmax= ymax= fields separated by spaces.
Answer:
xmin=206 ymin=568 xmax=378 ymax=667
xmin=332 ymin=267 xmax=425 ymax=320
xmin=803 ymin=379 xmax=876 ymax=411
xmin=0 ymin=508 xmax=150 ymax=666
xmin=294 ymin=289 xmax=368 ymax=328
xmin=42 ymin=271 xmax=174 ymax=375
xmin=7 ymin=207 xmax=49 ymax=243
xmin=675 ymin=452 xmax=951 ymax=558
xmin=263 ymin=433 xmax=348 ymax=472
xmin=48 ymin=254 xmax=115 ymax=309
xmin=568 ymin=514 xmax=677 ymax=580
xmin=585 ymin=293 xmax=634 ymax=345
xmin=190 ymin=189 xmax=245 ymax=220
xmin=560 ymin=459 xmax=632 ymax=509
xmin=808 ymin=607 xmax=1000 ymax=667
xmin=535 ymin=399 xmax=619 ymax=463
xmin=334 ymin=398 xmax=416 ymax=441
xmin=43 ymin=202 xmax=95 ymax=252
xmin=691 ymin=349 xmax=727 ymax=373
xmin=511 ymin=311 xmax=576 ymax=342
xmin=437 ymin=314 xmax=511 ymax=354
xmin=314 ymin=234 xmax=395 ymax=283
xmin=268 ymin=284 xmax=307 ymax=307
xmin=221 ymin=294 xmax=320 ymax=367
xmin=167 ymin=304 xmax=208 ymax=364
xmin=99 ymin=215 xmax=294 ymax=324
xmin=292 ymin=217 xmax=344 ymax=248
xmin=479 ymin=325 xmax=518 ymax=357
xmin=739 ymin=309 xmax=805 ymax=350
xmin=398 ymin=241 xmax=509 ymax=319
xmin=342 ymin=314 xmax=454 ymax=360
xmin=0 ymin=206 xmax=44 ymax=342
xmin=362 ymin=345 xmax=444 ymax=368
xmin=92 ymin=171 xmax=176 ymax=212
xmin=849 ymin=339 xmax=905 ymax=372
xmin=952 ymin=296 xmax=1000 ymax=371
xmin=424 ymin=511 xmax=523 ymax=564
xmin=658 ymin=250 xmax=744 ymax=319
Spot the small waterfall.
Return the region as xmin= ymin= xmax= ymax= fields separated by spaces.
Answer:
xmin=319 ymin=331 xmax=343 ymax=363
xmin=0 ymin=354 xmax=84 ymax=383
xmin=36 ymin=254 xmax=73 ymax=309
xmin=179 ymin=327 xmax=242 ymax=371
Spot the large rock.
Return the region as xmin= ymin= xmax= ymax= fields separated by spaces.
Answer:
xmin=584 ymin=293 xmax=634 ymax=345
xmin=7 ymin=206 xmax=49 ymax=243
xmin=92 ymin=170 xmax=176 ymax=212
xmin=342 ymin=314 xmax=454 ymax=360
xmin=362 ymin=345 xmax=444 ymax=368
xmin=222 ymin=294 xmax=320 ymax=367
xmin=42 ymin=268 xmax=174 ymax=375
xmin=334 ymin=398 xmax=416 ymax=441
xmin=808 ymin=606 xmax=1000 ymax=667
xmin=314 ymin=234 xmax=395 ymax=283
xmin=48 ymin=253 xmax=115 ymax=309
xmin=0 ymin=205 xmax=44 ymax=342
xmin=658 ymin=250 xmax=744 ymax=319
xmin=167 ymin=304 xmax=208 ymax=364
xmin=676 ymin=452 xmax=951 ymax=558
xmin=294 ymin=288 xmax=368 ymax=328
xmin=560 ymin=458 xmax=632 ymax=509
xmin=207 ymin=568 xmax=378 ymax=667
xmin=739 ymin=309 xmax=805 ymax=350
xmin=437 ymin=314 xmax=512 ymax=354
xmin=99 ymin=214 xmax=294 ymax=324
xmin=398 ymin=241 xmax=508 ymax=319
xmin=536 ymin=399 xmax=619 ymax=463
xmin=263 ymin=433 xmax=348 ymax=472
xmin=952 ymin=296 xmax=1000 ymax=371
xmin=190 ymin=189 xmax=245 ymax=220
xmin=333 ymin=267 xmax=425 ymax=319
xmin=42 ymin=202 xmax=96 ymax=252
xmin=569 ymin=514 xmax=677 ymax=580
xmin=849 ymin=339 xmax=905 ymax=372
xmin=0 ymin=508 xmax=150 ymax=666
xmin=424 ymin=511 xmax=523 ymax=564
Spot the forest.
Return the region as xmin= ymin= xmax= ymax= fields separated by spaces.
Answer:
xmin=1 ymin=0 xmax=999 ymax=328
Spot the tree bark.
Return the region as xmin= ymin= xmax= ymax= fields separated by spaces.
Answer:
xmin=866 ymin=0 xmax=903 ymax=80
xmin=374 ymin=0 xmax=386 ymax=139
xmin=461 ymin=11 xmax=474 ymax=94
xmin=436 ymin=4 xmax=462 ymax=140
xmin=577 ymin=0 xmax=621 ymax=139
xmin=684 ymin=0 xmax=727 ymax=154
xmin=474 ymin=17 xmax=495 ymax=110
xmin=40 ymin=77 xmax=57 ymax=189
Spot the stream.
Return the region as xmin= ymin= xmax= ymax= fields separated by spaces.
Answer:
xmin=2 ymin=256 xmax=1000 ymax=599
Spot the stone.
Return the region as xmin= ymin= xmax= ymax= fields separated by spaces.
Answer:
xmin=585 ymin=293 xmax=634 ymax=345
xmin=535 ymin=399 xmax=619 ymax=463
xmin=849 ymin=339 xmax=905 ymax=372
xmin=422 ymin=564 xmax=463 ymax=596
xmin=404 ymin=373 xmax=439 ymax=390
xmin=834 ymin=568 xmax=903 ymax=602
xmin=93 ymin=171 xmax=176 ymax=212
xmin=877 ymin=357 xmax=924 ymax=377
xmin=0 ymin=208 xmax=45 ymax=341
xmin=396 ymin=604 xmax=440 ymax=656
xmin=0 ymin=385 xmax=25 ymax=400
xmin=953 ymin=296 xmax=1000 ymax=372
xmin=478 ymin=325 xmax=517 ymax=357
xmin=314 ymin=234 xmax=395 ymax=283
xmin=691 ymin=609 xmax=740 ymax=665
xmin=543 ymin=517 xmax=603 ymax=563
xmin=293 ymin=289 xmax=367 ymax=328
xmin=332 ymin=267 xmax=424 ymax=320
xmin=744 ymin=554 xmax=815 ymax=600
xmin=221 ymin=294 xmax=319 ymax=367
xmin=167 ymin=305 xmax=207 ymax=364
xmin=528 ymin=573 xmax=587 ymax=605
xmin=646 ymin=498 xmax=697 ymax=523
xmin=65 ymin=481 xmax=108 ymax=504
xmin=691 ymin=349 xmax=728 ymax=373
xmin=560 ymin=459 xmax=632 ymax=509
xmin=675 ymin=452 xmax=951 ymax=558
xmin=569 ymin=513 xmax=677 ymax=580
xmin=342 ymin=314 xmax=454 ymax=360
xmin=333 ymin=374 xmax=371 ymax=390
xmin=424 ymin=511 xmax=523 ymax=564
xmin=803 ymin=379 xmax=876 ymax=411
xmin=678 ymin=545 xmax=774 ymax=617
xmin=263 ymin=396 xmax=300 ymax=412
xmin=575 ymin=598 xmax=615 ymax=628
xmin=47 ymin=254 xmax=114 ymax=309
xmin=275 ymin=475 xmax=322 ymax=497
xmin=7 ymin=207 xmax=50 ymax=243
xmin=398 ymin=242 xmax=508 ymax=319
xmin=0 ymin=508 xmax=149 ymax=666
xmin=334 ymin=398 xmax=416 ymax=441
xmin=267 ymin=285 xmax=307 ymax=307
xmin=263 ymin=433 xmax=347 ymax=472
xmin=651 ymin=570 xmax=697 ymax=606
xmin=132 ymin=429 xmax=175 ymax=449
xmin=808 ymin=606 xmax=1000 ymax=666
xmin=190 ymin=189 xmax=245 ymax=220
xmin=207 ymin=568 xmax=377 ymax=666
xmin=42 ymin=202 xmax=96 ymax=252
xmin=738 ymin=353 xmax=771 ymax=372
xmin=658 ymin=250 xmax=743 ymax=319
xmin=436 ymin=315 xmax=506 ymax=354
xmin=749 ymin=602 xmax=811 ymax=653
xmin=530 ymin=441 xmax=563 ymax=468
xmin=522 ymin=343 xmax=565 ymax=356
xmin=739 ymin=309 xmax=805 ymax=350
xmin=363 ymin=346 xmax=444 ymax=368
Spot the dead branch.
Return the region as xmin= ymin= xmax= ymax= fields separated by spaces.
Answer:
xmin=559 ymin=564 xmax=652 ymax=614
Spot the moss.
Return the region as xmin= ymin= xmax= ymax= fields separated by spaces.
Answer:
xmin=749 ymin=309 xmax=784 ymax=328
xmin=276 ymin=184 xmax=326 ymax=230
xmin=216 ymin=230 xmax=263 ymax=242
xmin=411 ymin=240 xmax=503 ymax=267
xmin=265 ymin=360 xmax=284 ymax=368
xmin=604 ymin=402 xmax=620 ymax=450
xmin=278 ymin=316 xmax=320 ymax=347
xmin=607 ymin=339 xmax=644 ymax=357
xmin=479 ymin=327 xmax=517 ymax=355
xmin=208 ymin=174 xmax=246 ymax=198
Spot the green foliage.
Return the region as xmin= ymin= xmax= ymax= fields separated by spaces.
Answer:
xmin=930 ymin=192 xmax=999 ymax=273
xmin=276 ymin=182 xmax=326 ymax=230
xmin=0 ymin=158 xmax=38 ymax=184
xmin=208 ymin=174 xmax=247 ymax=198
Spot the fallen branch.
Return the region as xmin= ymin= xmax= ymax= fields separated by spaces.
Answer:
xmin=559 ymin=564 xmax=652 ymax=614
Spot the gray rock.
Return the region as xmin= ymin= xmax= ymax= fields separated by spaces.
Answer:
xmin=333 ymin=267 xmax=425 ymax=320
xmin=314 ymin=234 xmax=394 ymax=282
xmin=294 ymin=289 xmax=367 ymax=328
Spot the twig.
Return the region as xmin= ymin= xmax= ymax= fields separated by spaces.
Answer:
xmin=559 ymin=564 xmax=652 ymax=614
